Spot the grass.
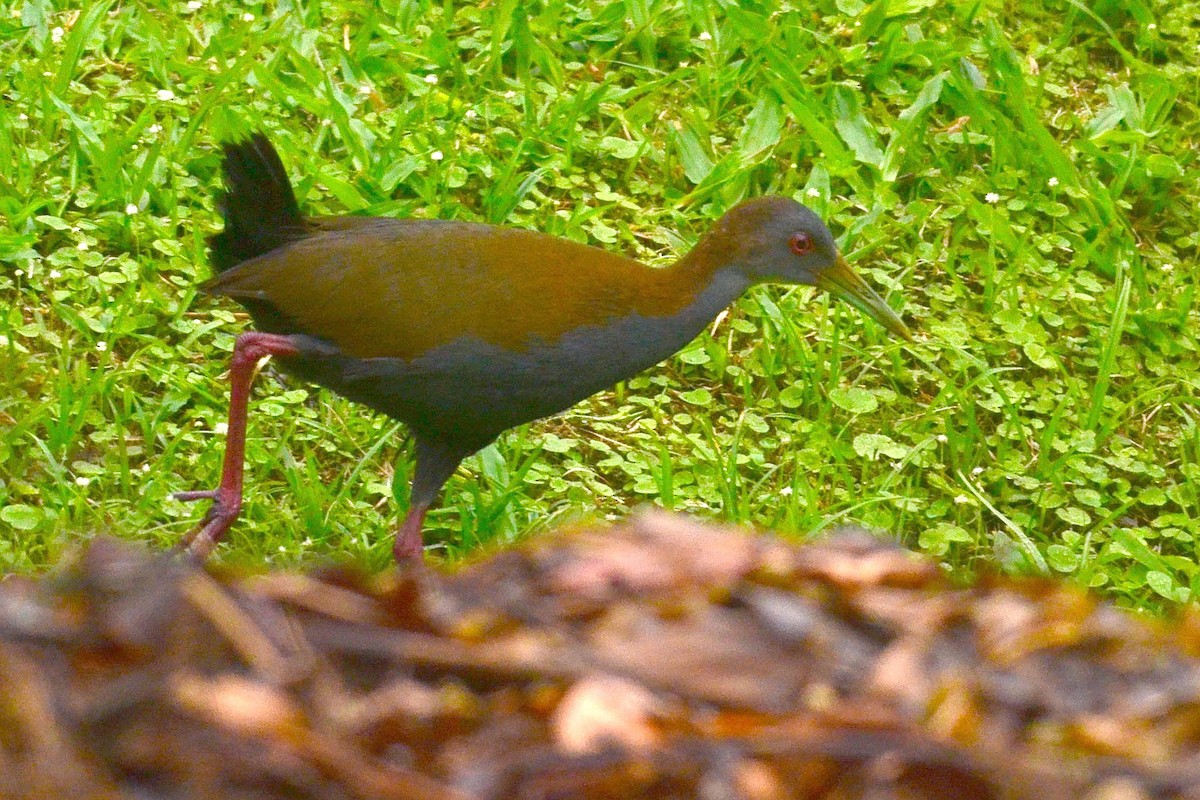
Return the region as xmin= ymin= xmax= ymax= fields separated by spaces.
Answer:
xmin=1 ymin=0 xmax=1197 ymax=611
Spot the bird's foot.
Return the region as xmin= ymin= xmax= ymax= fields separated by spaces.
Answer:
xmin=172 ymin=487 xmax=242 ymax=562
xmin=393 ymin=526 xmax=425 ymax=563
xmin=393 ymin=505 xmax=428 ymax=563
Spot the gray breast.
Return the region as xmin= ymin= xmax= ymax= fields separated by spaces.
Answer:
xmin=283 ymin=269 xmax=750 ymax=448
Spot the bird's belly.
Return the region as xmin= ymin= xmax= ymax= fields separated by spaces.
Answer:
xmin=280 ymin=311 xmax=702 ymax=447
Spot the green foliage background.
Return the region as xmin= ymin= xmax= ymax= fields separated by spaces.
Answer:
xmin=1 ymin=0 xmax=1196 ymax=609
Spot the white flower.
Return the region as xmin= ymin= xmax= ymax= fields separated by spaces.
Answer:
xmin=698 ymin=31 xmax=712 ymax=41
xmin=95 ymin=341 xmax=107 ymax=351
xmin=805 ymin=187 xmax=820 ymax=198
xmin=242 ymin=12 xmax=254 ymax=21
xmin=424 ymin=74 xmax=438 ymax=85
xmin=972 ymin=465 xmax=984 ymax=475
xmin=156 ymin=88 xmax=175 ymax=101
xmin=187 ymin=0 xmax=202 ymax=8
xmin=984 ymin=192 xmax=1000 ymax=204
xmin=125 ymin=203 xmax=138 ymax=215
xmin=780 ymin=486 xmax=793 ymax=496
xmin=464 ymin=109 xmax=478 ymax=120
xmin=148 ymin=123 xmax=162 ymax=134
xmin=214 ymin=422 xmax=228 ymax=435
xmin=430 ymin=150 xmax=444 ymax=161
xmin=1047 ymin=176 xmax=1059 ymax=187
xmin=75 ymin=476 xmax=91 ymax=487
xmin=49 ymin=270 xmax=61 ymax=279
xmin=936 ymin=434 xmax=948 ymax=442
xmin=77 ymin=241 xmax=89 ymax=250
xmin=142 ymin=463 xmax=151 ymax=472
xmin=953 ymin=494 xmax=970 ymax=504
xmin=51 ymin=26 xmax=64 ymax=42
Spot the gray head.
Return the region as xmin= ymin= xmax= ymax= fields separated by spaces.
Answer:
xmin=702 ymin=196 xmax=910 ymax=339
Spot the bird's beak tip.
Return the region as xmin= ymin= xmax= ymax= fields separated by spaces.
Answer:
xmin=815 ymin=255 xmax=912 ymax=341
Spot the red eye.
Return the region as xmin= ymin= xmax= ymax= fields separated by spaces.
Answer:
xmin=789 ymin=232 xmax=813 ymax=256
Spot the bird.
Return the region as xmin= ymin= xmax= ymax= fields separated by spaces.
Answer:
xmin=174 ymin=133 xmax=910 ymax=563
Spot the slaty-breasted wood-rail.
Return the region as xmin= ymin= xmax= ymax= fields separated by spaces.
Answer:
xmin=175 ymin=134 xmax=910 ymax=561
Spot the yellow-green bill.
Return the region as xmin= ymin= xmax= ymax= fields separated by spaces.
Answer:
xmin=815 ymin=256 xmax=912 ymax=340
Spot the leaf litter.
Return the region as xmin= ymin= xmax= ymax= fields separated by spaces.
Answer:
xmin=2 ymin=512 xmax=1199 ymax=799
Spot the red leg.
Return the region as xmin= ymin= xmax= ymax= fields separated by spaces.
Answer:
xmin=394 ymin=503 xmax=428 ymax=562
xmin=174 ymin=332 xmax=299 ymax=561
xmin=391 ymin=438 xmax=469 ymax=565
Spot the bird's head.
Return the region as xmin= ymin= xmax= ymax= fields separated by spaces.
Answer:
xmin=705 ymin=196 xmax=911 ymax=339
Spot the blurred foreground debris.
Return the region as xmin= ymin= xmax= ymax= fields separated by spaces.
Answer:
xmin=3 ymin=513 xmax=1200 ymax=799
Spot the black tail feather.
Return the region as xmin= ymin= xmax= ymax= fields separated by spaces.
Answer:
xmin=208 ymin=133 xmax=306 ymax=274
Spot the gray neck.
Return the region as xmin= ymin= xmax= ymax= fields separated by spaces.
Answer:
xmin=648 ymin=267 xmax=751 ymax=360
xmin=562 ymin=265 xmax=751 ymax=395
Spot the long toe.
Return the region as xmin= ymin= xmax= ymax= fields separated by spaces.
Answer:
xmin=174 ymin=489 xmax=242 ymax=559
xmin=172 ymin=488 xmax=221 ymax=502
